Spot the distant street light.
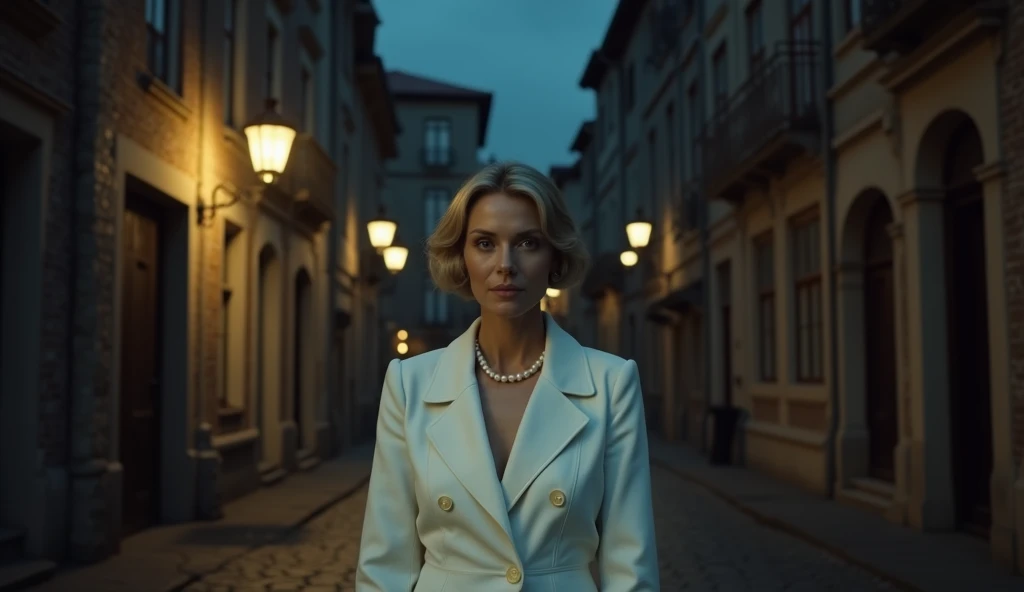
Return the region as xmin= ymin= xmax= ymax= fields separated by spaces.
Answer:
xmin=397 ymin=329 xmax=408 ymax=341
xmin=546 ymin=288 xmax=561 ymax=298
xmin=397 ymin=342 xmax=409 ymax=355
xmin=367 ymin=205 xmax=398 ymax=250
xmin=620 ymin=250 xmax=639 ymax=267
xmin=625 ymin=207 xmax=652 ymax=249
xmin=383 ymin=235 xmax=409 ymax=274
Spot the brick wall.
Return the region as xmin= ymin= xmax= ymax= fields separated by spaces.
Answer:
xmin=0 ymin=0 xmax=77 ymax=468
xmin=1002 ymin=0 xmax=1024 ymax=467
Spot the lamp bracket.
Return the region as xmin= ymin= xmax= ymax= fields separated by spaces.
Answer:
xmin=197 ymin=182 xmax=246 ymax=226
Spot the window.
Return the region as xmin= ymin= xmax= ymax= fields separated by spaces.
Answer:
xmin=845 ymin=0 xmax=862 ymax=31
xmin=424 ymin=118 xmax=452 ymax=166
xmin=791 ymin=212 xmax=823 ymax=382
xmin=625 ymin=62 xmax=636 ymax=112
xmin=145 ymin=0 xmax=182 ymax=93
xmin=300 ymin=61 xmax=315 ymax=132
xmin=220 ymin=221 xmax=246 ymax=415
xmin=746 ymin=1 xmax=765 ymax=71
xmin=754 ymin=232 xmax=776 ymax=381
xmin=666 ymin=103 xmax=678 ymax=216
xmin=687 ymin=82 xmax=702 ymax=178
xmin=266 ymin=24 xmax=280 ymax=102
xmin=222 ymin=0 xmax=238 ymax=125
xmin=712 ymin=43 xmax=728 ymax=112
xmin=424 ymin=188 xmax=449 ymax=235
xmin=790 ymin=0 xmax=815 ymax=112
xmin=648 ymin=129 xmax=658 ymax=213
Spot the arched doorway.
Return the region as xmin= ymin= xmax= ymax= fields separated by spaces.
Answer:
xmin=862 ymin=198 xmax=897 ymax=482
xmin=257 ymin=245 xmax=282 ymax=468
xmin=293 ymin=269 xmax=312 ymax=452
xmin=941 ymin=119 xmax=991 ymax=537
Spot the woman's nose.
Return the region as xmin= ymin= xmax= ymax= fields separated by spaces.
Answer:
xmin=497 ymin=246 xmax=516 ymax=273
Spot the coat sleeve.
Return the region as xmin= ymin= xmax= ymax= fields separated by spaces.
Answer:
xmin=356 ymin=359 xmax=424 ymax=591
xmin=597 ymin=359 xmax=660 ymax=591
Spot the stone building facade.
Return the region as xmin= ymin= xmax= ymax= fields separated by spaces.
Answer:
xmin=381 ymin=71 xmax=494 ymax=356
xmin=560 ymin=0 xmax=1022 ymax=573
xmin=0 ymin=0 xmax=398 ymax=581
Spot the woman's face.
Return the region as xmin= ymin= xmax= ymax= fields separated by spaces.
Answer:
xmin=463 ymin=191 xmax=555 ymax=319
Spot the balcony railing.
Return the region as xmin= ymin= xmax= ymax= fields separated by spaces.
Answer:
xmin=862 ymin=0 xmax=1001 ymax=54
xmin=700 ymin=41 xmax=821 ymax=202
xmin=281 ymin=134 xmax=336 ymax=228
xmin=421 ymin=147 xmax=455 ymax=169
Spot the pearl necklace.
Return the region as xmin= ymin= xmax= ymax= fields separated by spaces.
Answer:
xmin=475 ymin=340 xmax=544 ymax=383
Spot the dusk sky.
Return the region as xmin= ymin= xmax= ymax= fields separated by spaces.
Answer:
xmin=372 ymin=0 xmax=619 ymax=172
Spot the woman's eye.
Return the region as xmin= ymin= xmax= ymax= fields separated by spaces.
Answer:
xmin=476 ymin=239 xmax=493 ymax=249
xmin=519 ymin=238 xmax=537 ymax=248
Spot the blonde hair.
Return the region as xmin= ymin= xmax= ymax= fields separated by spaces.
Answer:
xmin=426 ymin=161 xmax=590 ymax=300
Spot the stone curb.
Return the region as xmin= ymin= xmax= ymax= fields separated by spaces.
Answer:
xmin=164 ymin=472 xmax=372 ymax=592
xmin=650 ymin=457 xmax=922 ymax=592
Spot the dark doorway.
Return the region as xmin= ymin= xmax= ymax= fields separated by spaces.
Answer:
xmin=120 ymin=196 xmax=163 ymax=537
xmin=294 ymin=270 xmax=311 ymax=451
xmin=863 ymin=198 xmax=898 ymax=482
xmin=943 ymin=120 xmax=991 ymax=538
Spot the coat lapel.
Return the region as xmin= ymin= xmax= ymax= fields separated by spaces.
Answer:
xmin=501 ymin=314 xmax=595 ymax=510
xmin=423 ymin=314 xmax=598 ymax=534
xmin=425 ymin=319 xmax=514 ymax=539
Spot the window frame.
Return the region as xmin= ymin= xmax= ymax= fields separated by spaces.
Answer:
xmin=790 ymin=208 xmax=823 ymax=383
xmin=753 ymin=230 xmax=776 ymax=382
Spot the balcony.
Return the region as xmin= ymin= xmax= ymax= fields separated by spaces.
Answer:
xmin=700 ymin=41 xmax=821 ymax=204
xmin=862 ymin=0 xmax=1005 ymax=54
xmin=280 ymin=134 xmax=336 ymax=229
xmin=421 ymin=147 xmax=456 ymax=170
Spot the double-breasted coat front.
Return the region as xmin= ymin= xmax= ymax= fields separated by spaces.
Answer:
xmin=356 ymin=314 xmax=659 ymax=591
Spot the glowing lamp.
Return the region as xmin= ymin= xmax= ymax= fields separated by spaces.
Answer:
xmin=620 ymin=250 xmax=639 ymax=267
xmin=243 ymin=99 xmax=297 ymax=184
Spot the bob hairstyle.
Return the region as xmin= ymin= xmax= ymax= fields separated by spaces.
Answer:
xmin=426 ymin=161 xmax=590 ymax=301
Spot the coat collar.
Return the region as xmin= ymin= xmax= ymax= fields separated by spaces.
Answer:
xmin=424 ymin=313 xmax=594 ymax=544
xmin=422 ymin=312 xmax=596 ymax=404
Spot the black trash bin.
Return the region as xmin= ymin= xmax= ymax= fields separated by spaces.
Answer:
xmin=709 ymin=406 xmax=740 ymax=465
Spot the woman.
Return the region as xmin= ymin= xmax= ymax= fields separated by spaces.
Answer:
xmin=356 ymin=162 xmax=659 ymax=591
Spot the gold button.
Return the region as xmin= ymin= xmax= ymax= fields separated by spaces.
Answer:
xmin=438 ymin=495 xmax=454 ymax=512
xmin=505 ymin=565 xmax=522 ymax=584
xmin=549 ymin=489 xmax=566 ymax=507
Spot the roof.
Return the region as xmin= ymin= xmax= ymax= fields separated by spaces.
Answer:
xmin=579 ymin=0 xmax=651 ymax=90
xmin=571 ymin=120 xmax=595 ymax=153
xmin=386 ymin=71 xmax=494 ymax=147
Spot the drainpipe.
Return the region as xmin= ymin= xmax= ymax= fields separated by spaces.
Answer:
xmin=820 ymin=0 xmax=840 ymax=498
xmin=325 ymin=0 xmax=339 ymax=455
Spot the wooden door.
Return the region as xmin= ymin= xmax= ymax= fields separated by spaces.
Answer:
xmin=863 ymin=200 xmax=898 ymax=482
xmin=946 ymin=191 xmax=992 ymax=537
xmin=120 ymin=199 xmax=162 ymax=537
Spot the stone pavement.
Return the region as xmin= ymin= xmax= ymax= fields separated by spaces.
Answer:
xmin=182 ymin=465 xmax=900 ymax=591
xmin=26 ymin=446 xmax=374 ymax=592
xmin=649 ymin=437 xmax=1024 ymax=592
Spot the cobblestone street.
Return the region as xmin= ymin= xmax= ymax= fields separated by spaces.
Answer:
xmin=181 ymin=467 xmax=897 ymax=592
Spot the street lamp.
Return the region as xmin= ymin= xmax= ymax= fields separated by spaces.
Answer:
xmin=396 ymin=329 xmax=408 ymax=341
xmin=620 ymin=250 xmax=639 ymax=267
xmin=625 ymin=207 xmax=653 ymax=249
xmin=244 ymin=98 xmax=298 ymax=184
xmin=382 ymin=235 xmax=409 ymax=274
xmin=367 ymin=205 xmax=398 ymax=250
xmin=546 ymin=288 xmax=561 ymax=298
xmin=196 ymin=98 xmax=297 ymax=226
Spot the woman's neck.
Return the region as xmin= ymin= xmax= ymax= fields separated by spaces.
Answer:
xmin=476 ymin=306 xmax=547 ymax=374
